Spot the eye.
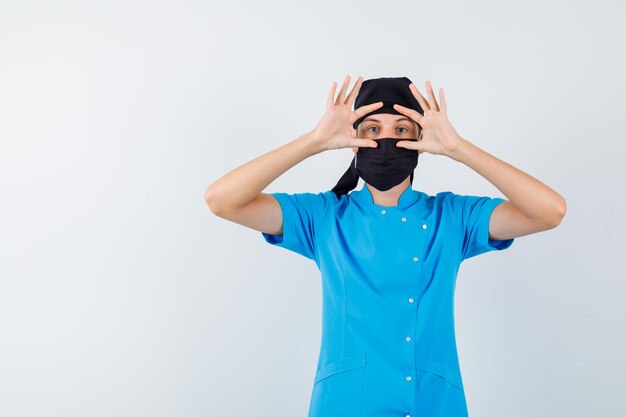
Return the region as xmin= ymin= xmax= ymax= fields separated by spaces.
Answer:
xmin=367 ymin=126 xmax=379 ymax=133
xmin=397 ymin=127 xmax=408 ymax=133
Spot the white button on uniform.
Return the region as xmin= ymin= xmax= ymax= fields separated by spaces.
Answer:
xmin=422 ymin=224 xmax=427 ymax=229
xmin=413 ymin=256 xmax=419 ymax=262
xmin=408 ymin=298 xmax=414 ymax=303
xmin=405 ymin=336 xmax=412 ymax=342
xmin=406 ymin=415 xmax=411 ymax=417
xmin=381 ymin=209 xmax=387 ymax=215
xmin=405 ymin=376 xmax=412 ymax=381
xmin=401 ymin=217 xmax=407 ymax=222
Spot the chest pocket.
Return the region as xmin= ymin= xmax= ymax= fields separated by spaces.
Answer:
xmin=308 ymin=353 xmax=366 ymax=417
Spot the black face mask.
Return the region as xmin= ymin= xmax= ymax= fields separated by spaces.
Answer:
xmin=355 ymin=138 xmax=419 ymax=192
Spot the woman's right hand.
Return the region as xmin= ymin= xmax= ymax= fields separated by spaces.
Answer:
xmin=310 ymin=75 xmax=384 ymax=152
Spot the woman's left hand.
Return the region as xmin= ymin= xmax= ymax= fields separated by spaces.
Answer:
xmin=393 ymin=80 xmax=465 ymax=157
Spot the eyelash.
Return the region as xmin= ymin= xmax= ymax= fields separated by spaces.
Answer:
xmin=367 ymin=127 xmax=409 ymax=133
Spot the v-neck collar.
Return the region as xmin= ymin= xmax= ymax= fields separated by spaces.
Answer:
xmin=350 ymin=182 xmax=421 ymax=211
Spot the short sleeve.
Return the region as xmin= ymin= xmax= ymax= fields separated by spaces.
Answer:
xmin=448 ymin=193 xmax=515 ymax=261
xmin=261 ymin=191 xmax=329 ymax=261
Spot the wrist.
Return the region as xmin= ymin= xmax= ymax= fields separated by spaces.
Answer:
xmin=301 ymin=130 xmax=327 ymax=156
xmin=304 ymin=130 xmax=328 ymax=155
xmin=446 ymin=137 xmax=471 ymax=161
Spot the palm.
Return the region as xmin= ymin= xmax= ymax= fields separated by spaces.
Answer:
xmin=393 ymin=80 xmax=464 ymax=156
xmin=317 ymin=107 xmax=354 ymax=150
xmin=312 ymin=75 xmax=385 ymax=152
xmin=418 ymin=113 xmax=461 ymax=155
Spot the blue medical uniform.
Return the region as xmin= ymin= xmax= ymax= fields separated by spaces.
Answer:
xmin=261 ymin=183 xmax=514 ymax=417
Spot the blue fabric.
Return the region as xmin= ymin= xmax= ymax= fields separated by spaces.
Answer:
xmin=261 ymin=184 xmax=514 ymax=417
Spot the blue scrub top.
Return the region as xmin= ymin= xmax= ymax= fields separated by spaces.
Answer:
xmin=261 ymin=183 xmax=514 ymax=417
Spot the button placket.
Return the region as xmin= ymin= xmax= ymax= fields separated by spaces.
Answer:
xmin=405 ymin=220 xmax=429 ymax=394
xmin=377 ymin=210 xmax=429 ymax=399
xmin=405 ymin=295 xmax=417 ymax=385
xmin=402 ymin=215 xmax=429 ymax=266
xmin=413 ymin=219 xmax=431 ymax=268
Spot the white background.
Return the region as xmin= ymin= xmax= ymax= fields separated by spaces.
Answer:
xmin=1 ymin=0 xmax=624 ymax=416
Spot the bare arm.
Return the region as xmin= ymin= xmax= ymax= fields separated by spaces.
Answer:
xmin=204 ymin=131 xmax=324 ymax=235
xmin=204 ymin=75 xmax=382 ymax=236
xmin=447 ymin=139 xmax=566 ymax=239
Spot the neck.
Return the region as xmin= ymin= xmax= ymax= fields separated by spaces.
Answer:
xmin=365 ymin=176 xmax=411 ymax=207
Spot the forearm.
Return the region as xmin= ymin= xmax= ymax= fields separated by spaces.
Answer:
xmin=447 ymin=137 xmax=567 ymax=222
xmin=204 ymin=130 xmax=324 ymax=212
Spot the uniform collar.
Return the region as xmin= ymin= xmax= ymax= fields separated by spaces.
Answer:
xmin=350 ymin=182 xmax=421 ymax=211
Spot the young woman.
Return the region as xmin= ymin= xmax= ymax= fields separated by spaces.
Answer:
xmin=205 ymin=75 xmax=566 ymax=417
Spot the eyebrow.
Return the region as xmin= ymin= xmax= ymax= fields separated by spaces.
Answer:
xmin=362 ymin=117 xmax=414 ymax=124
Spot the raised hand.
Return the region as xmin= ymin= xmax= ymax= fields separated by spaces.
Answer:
xmin=393 ymin=80 xmax=464 ymax=156
xmin=311 ymin=75 xmax=384 ymax=152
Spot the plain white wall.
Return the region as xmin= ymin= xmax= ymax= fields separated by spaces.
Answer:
xmin=1 ymin=0 xmax=624 ymax=416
